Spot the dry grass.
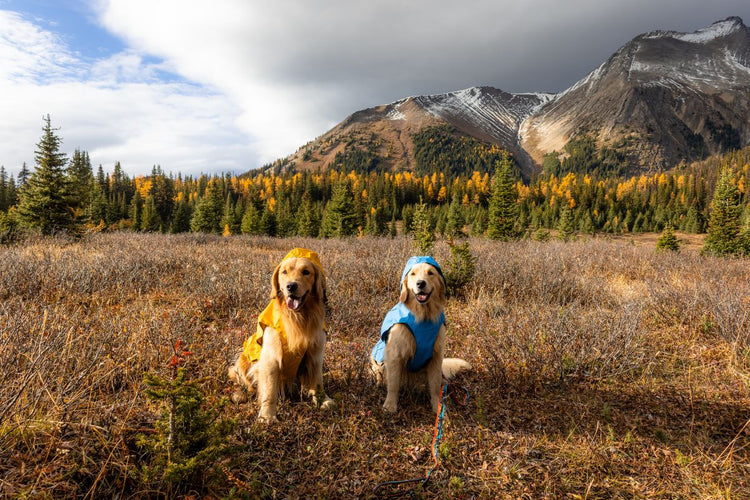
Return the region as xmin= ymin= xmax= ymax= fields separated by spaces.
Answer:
xmin=1 ymin=233 xmax=749 ymax=498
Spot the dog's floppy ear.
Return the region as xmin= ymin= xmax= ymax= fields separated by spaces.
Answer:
xmin=270 ymin=263 xmax=282 ymax=299
xmin=435 ymin=268 xmax=447 ymax=302
xmin=399 ymin=275 xmax=409 ymax=303
xmin=313 ymin=263 xmax=327 ymax=305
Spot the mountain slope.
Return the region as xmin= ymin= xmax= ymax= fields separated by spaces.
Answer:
xmin=285 ymin=17 xmax=750 ymax=177
xmin=288 ymin=87 xmax=552 ymax=177
xmin=520 ymin=16 xmax=750 ymax=172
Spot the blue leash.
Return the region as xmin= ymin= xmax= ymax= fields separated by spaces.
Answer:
xmin=373 ymin=381 xmax=469 ymax=498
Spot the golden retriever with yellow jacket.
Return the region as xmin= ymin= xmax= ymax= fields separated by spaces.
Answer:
xmin=371 ymin=256 xmax=471 ymax=413
xmin=228 ymin=248 xmax=334 ymax=423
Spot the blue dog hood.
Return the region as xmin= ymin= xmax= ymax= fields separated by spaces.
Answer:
xmin=400 ymin=256 xmax=445 ymax=285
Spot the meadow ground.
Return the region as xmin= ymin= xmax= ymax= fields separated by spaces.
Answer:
xmin=1 ymin=232 xmax=749 ymax=498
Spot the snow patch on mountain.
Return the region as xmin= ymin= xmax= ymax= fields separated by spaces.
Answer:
xmin=386 ymin=101 xmax=406 ymax=121
xmin=411 ymin=87 xmax=555 ymax=144
xmin=674 ymin=17 xmax=744 ymax=43
xmin=642 ymin=17 xmax=744 ymax=43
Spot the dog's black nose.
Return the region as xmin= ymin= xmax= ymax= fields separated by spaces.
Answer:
xmin=416 ymin=280 xmax=426 ymax=290
xmin=286 ymin=282 xmax=298 ymax=293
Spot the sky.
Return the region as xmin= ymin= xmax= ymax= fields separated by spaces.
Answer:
xmin=1 ymin=1 xmax=748 ymax=178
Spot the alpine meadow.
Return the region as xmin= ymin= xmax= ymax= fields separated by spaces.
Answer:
xmin=2 ymin=13 xmax=750 ymax=500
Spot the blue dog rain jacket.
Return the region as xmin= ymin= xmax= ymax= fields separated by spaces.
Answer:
xmin=371 ymin=256 xmax=446 ymax=372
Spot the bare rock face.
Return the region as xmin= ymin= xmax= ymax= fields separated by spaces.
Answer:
xmin=520 ymin=17 xmax=750 ymax=174
xmin=288 ymin=17 xmax=750 ymax=177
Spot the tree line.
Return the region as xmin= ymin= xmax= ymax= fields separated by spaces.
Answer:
xmin=1 ymin=117 xmax=749 ymax=255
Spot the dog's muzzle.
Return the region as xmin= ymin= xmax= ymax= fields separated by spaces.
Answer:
xmin=414 ymin=289 xmax=431 ymax=303
xmin=285 ymin=290 xmax=308 ymax=311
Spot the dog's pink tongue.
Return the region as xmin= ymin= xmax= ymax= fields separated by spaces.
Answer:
xmin=417 ymin=293 xmax=428 ymax=302
xmin=287 ymin=297 xmax=302 ymax=310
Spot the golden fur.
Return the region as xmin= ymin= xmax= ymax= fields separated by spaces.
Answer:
xmin=228 ymin=256 xmax=333 ymax=423
xmin=371 ymin=262 xmax=472 ymax=414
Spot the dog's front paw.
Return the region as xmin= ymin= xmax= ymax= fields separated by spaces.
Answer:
xmin=230 ymin=387 xmax=248 ymax=404
xmin=319 ymin=397 xmax=336 ymax=410
xmin=382 ymin=400 xmax=398 ymax=413
xmin=256 ymin=414 xmax=279 ymax=424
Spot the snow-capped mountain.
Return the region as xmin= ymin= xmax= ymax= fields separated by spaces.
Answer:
xmin=288 ymin=86 xmax=551 ymax=176
xmin=520 ymin=16 xmax=750 ymax=171
xmin=287 ymin=17 xmax=750 ymax=176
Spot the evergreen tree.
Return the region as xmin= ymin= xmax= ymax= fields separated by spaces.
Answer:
xmin=486 ymin=154 xmax=520 ymax=240
xmin=67 ymin=149 xmax=93 ymax=217
xmin=141 ymin=196 xmax=161 ymax=232
xmin=259 ymin=203 xmax=276 ymax=236
xmin=703 ymin=167 xmax=746 ymax=256
xmin=149 ymin=169 xmax=174 ymax=231
xmin=445 ymin=192 xmax=465 ymax=238
xmin=170 ymin=195 xmax=192 ymax=233
xmin=401 ymin=205 xmax=414 ymax=235
xmin=275 ymin=197 xmax=296 ymax=237
xmin=128 ymin=190 xmax=143 ymax=231
xmin=190 ymin=181 xmax=223 ymax=233
xmin=220 ymin=195 xmax=239 ymax=235
xmin=467 ymin=208 xmax=485 ymax=236
xmin=411 ymin=198 xmax=435 ymax=255
xmin=320 ymin=181 xmax=358 ymax=237
xmin=557 ymin=206 xmax=576 ymax=241
xmin=656 ymin=224 xmax=680 ymax=252
xmin=89 ymin=180 xmax=108 ymax=226
xmin=240 ymin=202 xmax=261 ymax=235
xmin=389 ymin=211 xmax=398 ymax=238
xmin=17 ymin=162 xmax=30 ymax=188
xmin=444 ymin=239 xmax=477 ymax=297
xmin=0 ymin=166 xmax=8 ymax=212
xmin=16 ymin=115 xmax=75 ymax=234
xmin=296 ymin=194 xmax=320 ymax=237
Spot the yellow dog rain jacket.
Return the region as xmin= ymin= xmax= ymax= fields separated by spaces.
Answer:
xmin=242 ymin=248 xmax=325 ymax=371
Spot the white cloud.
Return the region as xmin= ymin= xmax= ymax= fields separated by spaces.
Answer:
xmin=0 ymin=9 xmax=255 ymax=177
xmin=91 ymin=0 xmax=750 ymax=174
xmin=2 ymin=1 xmax=749 ymax=178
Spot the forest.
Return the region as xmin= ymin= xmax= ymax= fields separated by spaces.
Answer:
xmin=1 ymin=120 xmax=750 ymax=245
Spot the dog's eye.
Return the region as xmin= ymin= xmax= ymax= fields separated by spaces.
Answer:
xmin=302 ymin=269 xmax=310 ymax=276
xmin=281 ymin=270 xmax=287 ymax=275
xmin=428 ymin=270 xmax=434 ymax=275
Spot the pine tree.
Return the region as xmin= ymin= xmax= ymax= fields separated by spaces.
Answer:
xmin=240 ymin=202 xmax=261 ymax=235
xmin=190 ymin=181 xmax=223 ymax=233
xmin=128 ymin=190 xmax=143 ymax=231
xmin=141 ymin=196 xmax=161 ymax=232
xmin=17 ymin=162 xmax=30 ymax=188
xmin=16 ymin=115 xmax=75 ymax=234
xmin=149 ymin=169 xmax=174 ymax=231
xmin=0 ymin=166 xmax=8 ymax=212
xmin=89 ymin=180 xmax=108 ymax=227
xmin=259 ymin=203 xmax=276 ymax=236
xmin=557 ymin=206 xmax=576 ymax=241
xmin=320 ymin=181 xmax=358 ymax=237
xmin=444 ymin=239 xmax=477 ymax=297
xmin=220 ymin=195 xmax=239 ymax=235
xmin=411 ymin=198 xmax=435 ymax=255
xmin=445 ymin=192 xmax=465 ymax=238
xmin=170 ymin=195 xmax=192 ymax=233
xmin=703 ymin=167 xmax=745 ymax=256
xmin=67 ymin=149 xmax=93 ymax=218
xmin=275 ymin=197 xmax=296 ymax=236
xmin=389 ymin=211 xmax=398 ymax=238
xmin=401 ymin=206 xmax=414 ymax=235
xmin=297 ymin=194 xmax=320 ymax=237
xmin=486 ymin=154 xmax=520 ymax=240
xmin=656 ymin=224 xmax=680 ymax=252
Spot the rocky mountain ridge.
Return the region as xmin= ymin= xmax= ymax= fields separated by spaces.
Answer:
xmin=284 ymin=17 xmax=750 ymax=177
